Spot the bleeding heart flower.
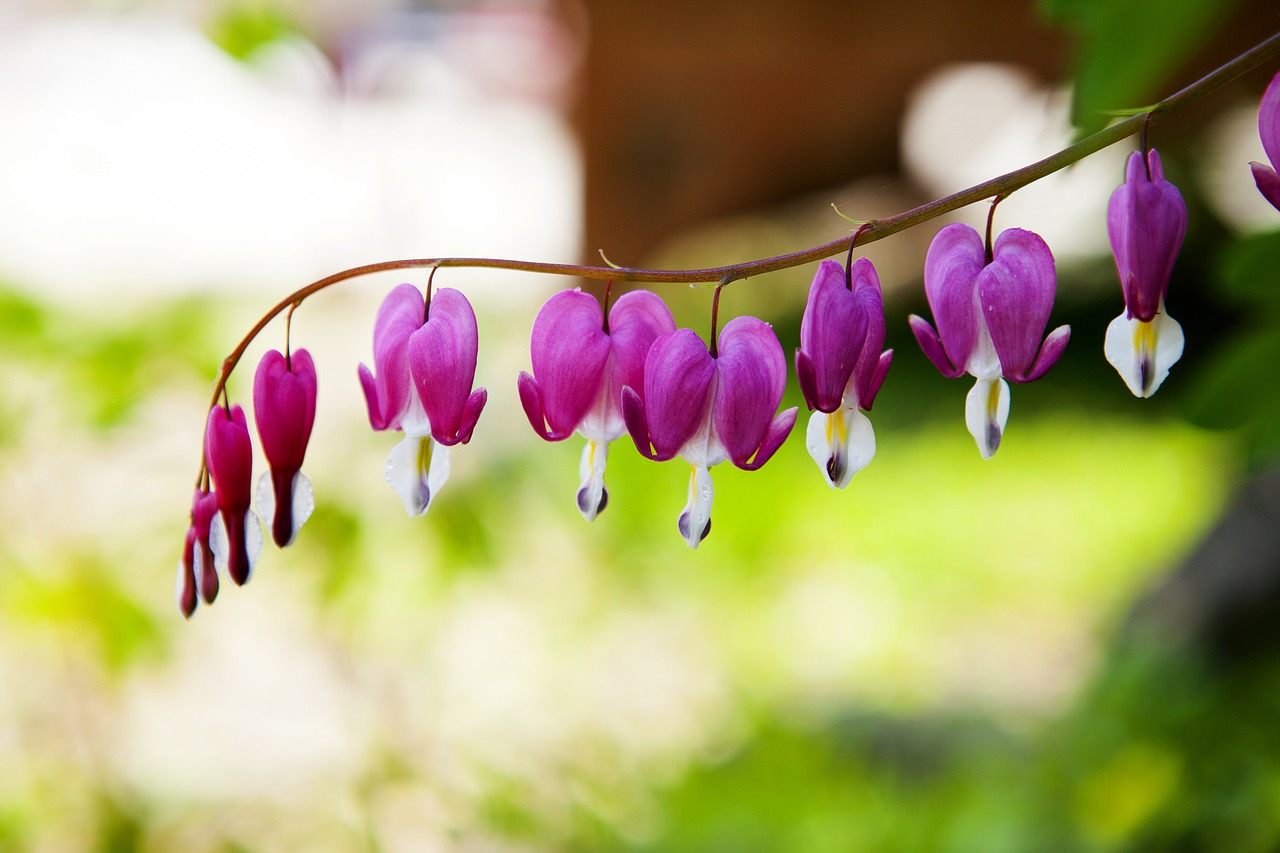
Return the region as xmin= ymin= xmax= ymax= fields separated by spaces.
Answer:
xmin=518 ymin=288 xmax=674 ymax=520
xmin=909 ymin=223 xmax=1070 ymax=459
xmin=205 ymin=404 xmax=263 ymax=585
xmin=175 ymin=487 xmax=219 ymax=618
xmin=1104 ymin=148 xmax=1187 ymax=398
xmin=622 ymin=317 xmax=797 ymax=548
xmin=359 ymin=284 xmax=487 ymax=517
xmin=254 ymin=348 xmax=317 ymax=547
xmin=795 ymin=258 xmax=894 ymax=487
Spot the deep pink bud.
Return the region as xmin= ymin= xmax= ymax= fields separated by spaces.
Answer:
xmin=176 ymin=487 xmax=220 ymax=618
xmin=1104 ymin=149 xmax=1187 ymax=398
xmin=253 ymin=348 xmax=318 ymax=548
xmin=205 ymin=404 xmax=261 ymax=585
xmin=1107 ymin=150 xmax=1186 ymax=324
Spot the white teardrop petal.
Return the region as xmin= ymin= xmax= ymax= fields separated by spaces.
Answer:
xmin=1104 ymin=310 xmax=1184 ymax=398
xmin=255 ymin=471 xmax=275 ymax=531
xmin=677 ymin=464 xmax=714 ymax=549
xmin=805 ymin=408 xmax=877 ymax=489
xmin=965 ymin=376 xmax=1009 ymax=460
xmin=291 ymin=470 xmax=315 ymax=537
xmin=386 ymin=435 xmax=451 ymax=518
xmin=576 ymin=439 xmax=609 ymax=521
xmin=243 ymin=510 xmax=263 ymax=582
xmin=209 ymin=510 xmax=230 ymax=576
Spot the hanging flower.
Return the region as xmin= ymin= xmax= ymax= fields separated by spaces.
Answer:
xmin=254 ymin=348 xmax=318 ymax=547
xmin=359 ymin=284 xmax=487 ymax=517
xmin=909 ymin=223 xmax=1070 ymax=459
xmin=622 ymin=317 xmax=797 ymax=548
xmin=1104 ymin=148 xmax=1187 ymax=398
xmin=175 ymin=487 xmax=219 ymax=618
xmin=1251 ymin=71 xmax=1280 ymax=212
xmin=518 ymin=288 xmax=675 ymax=520
xmin=205 ymin=404 xmax=262 ymax=585
xmin=795 ymin=258 xmax=893 ymax=487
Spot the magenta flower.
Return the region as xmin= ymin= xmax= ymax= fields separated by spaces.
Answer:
xmin=175 ymin=487 xmax=219 ymax=618
xmin=1104 ymin=149 xmax=1187 ymax=398
xmin=358 ymin=284 xmax=487 ymax=516
xmin=253 ymin=348 xmax=318 ymax=548
xmin=205 ymin=404 xmax=262 ymax=585
xmin=517 ymin=288 xmax=675 ymax=520
xmin=909 ymin=224 xmax=1070 ymax=459
xmin=1251 ymin=71 xmax=1280 ymax=212
xmin=622 ymin=317 xmax=797 ymax=548
xmin=795 ymin=258 xmax=894 ymax=488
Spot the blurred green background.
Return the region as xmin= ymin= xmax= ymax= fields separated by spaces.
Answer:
xmin=2 ymin=1 xmax=1280 ymax=851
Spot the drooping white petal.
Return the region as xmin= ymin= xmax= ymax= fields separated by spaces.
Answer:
xmin=209 ymin=510 xmax=229 ymax=575
xmin=243 ymin=510 xmax=263 ymax=582
xmin=386 ymin=434 xmax=451 ymax=517
xmin=209 ymin=508 xmax=262 ymax=582
xmin=576 ymin=439 xmax=609 ymax=521
xmin=805 ymin=407 xmax=877 ymax=489
xmin=256 ymin=471 xmax=275 ymax=534
xmin=964 ymin=376 xmax=1010 ymax=460
xmin=677 ymin=464 xmax=714 ymax=549
xmin=1104 ymin=309 xmax=1184 ymax=398
xmin=255 ymin=470 xmax=316 ymax=547
xmin=291 ymin=471 xmax=315 ymax=536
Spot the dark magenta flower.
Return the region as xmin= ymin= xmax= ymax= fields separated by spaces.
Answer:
xmin=175 ymin=487 xmax=219 ymax=618
xmin=517 ymin=288 xmax=675 ymax=520
xmin=359 ymin=284 xmax=487 ymax=516
xmin=1251 ymin=71 xmax=1280 ymax=212
xmin=622 ymin=317 xmax=797 ymax=548
xmin=1104 ymin=148 xmax=1187 ymax=398
xmin=795 ymin=258 xmax=893 ymax=488
xmin=205 ymin=404 xmax=262 ymax=586
xmin=909 ymin=224 xmax=1070 ymax=459
xmin=253 ymin=348 xmax=318 ymax=548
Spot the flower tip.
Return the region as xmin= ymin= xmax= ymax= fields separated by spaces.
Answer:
xmin=677 ymin=511 xmax=711 ymax=548
xmin=1250 ymin=161 xmax=1280 ymax=212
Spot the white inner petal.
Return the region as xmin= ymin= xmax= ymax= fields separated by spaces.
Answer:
xmin=964 ymin=376 xmax=1010 ymax=460
xmin=255 ymin=470 xmax=275 ymax=534
xmin=678 ymin=464 xmax=714 ymax=549
xmin=242 ymin=509 xmax=263 ymax=583
xmin=291 ymin=470 xmax=315 ymax=539
xmin=1104 ymin=309 xmax=1185 ymax=398
xmin=805 ymin=407 xmax=878 ymax=489
xmin=209 ymin=510 xmax=230 ymax=576
xmin=966 ymin=290 xmax=1003 ymax=380
xmin=386 ymin=434 xmax=451 ymax=517
xmin=576 ymin=439 xmax=609 ymax=522
xmin=577 ymin=351 xmax=623 ymax=443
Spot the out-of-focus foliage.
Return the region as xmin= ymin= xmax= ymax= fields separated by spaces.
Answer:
xmin=1187 ymin=229 xmax=1280 ymax=467
xmin=207 ymin=2 xmax=301 ymax=60
xmin=1040 ymin=0 xmax=1235 ymax=133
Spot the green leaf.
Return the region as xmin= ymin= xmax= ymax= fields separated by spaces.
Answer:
xmin=1040 ymin=0 xmax=1235 ymax=134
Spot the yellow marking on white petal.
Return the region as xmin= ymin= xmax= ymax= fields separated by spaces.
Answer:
xmin=418 ymin=435 xmax=434 ymax=481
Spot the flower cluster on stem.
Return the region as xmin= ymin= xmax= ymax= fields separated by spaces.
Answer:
xmin=175 ymin=32 xmax=1280 ymax=615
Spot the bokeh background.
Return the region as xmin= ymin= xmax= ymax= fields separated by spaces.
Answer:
xmin=3 ymin=0 xmax=1280 ymax=850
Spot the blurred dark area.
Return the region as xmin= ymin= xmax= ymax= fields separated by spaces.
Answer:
xmin=573 ymin=0 xmax=1278 ymax=265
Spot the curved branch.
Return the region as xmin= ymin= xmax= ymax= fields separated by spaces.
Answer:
xmin=196 ymin=30 xmax=1280 ymax=485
